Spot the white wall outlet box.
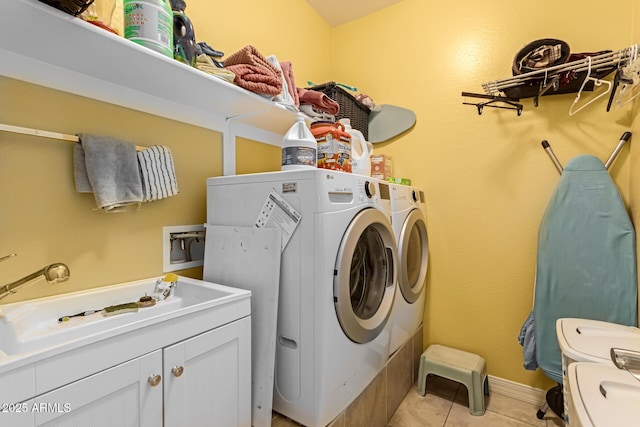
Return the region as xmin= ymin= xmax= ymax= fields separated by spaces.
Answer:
xmin=163 ymin=225 xmax=206 ymax=272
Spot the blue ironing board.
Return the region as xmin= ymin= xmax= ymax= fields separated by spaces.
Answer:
xmin=534 ymin=154 xmax=638 ymax=384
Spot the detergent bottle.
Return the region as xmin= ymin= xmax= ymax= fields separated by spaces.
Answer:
xmin=339 ymin=118 xmax=372 ymax=176
xmin=124 ymin=0 xmax=174 ymax=58
xmin=311 ymin=121 xmax=352 ymax=172
xmin=281 ymin=114 xmax=317 ymax=171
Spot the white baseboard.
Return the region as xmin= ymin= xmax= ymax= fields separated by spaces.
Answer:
xmin=487 ymin=375 xmax=546 ymax=406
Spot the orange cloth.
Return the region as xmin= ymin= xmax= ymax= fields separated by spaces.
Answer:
xmin=297 ymin=88 xmax=340 ymax=115
xmin=224 ymin=45 xmax=282 ymax=95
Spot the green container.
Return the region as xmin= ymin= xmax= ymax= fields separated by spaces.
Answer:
xmin=124 ymin=0 xmax=173 ymax=58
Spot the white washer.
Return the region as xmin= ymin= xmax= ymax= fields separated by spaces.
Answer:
xmin=557 ymin=318 xmax=640 ymax=425
xmin=388 ymin=184 xmax=429 ymax=356
xmin=205 ymin=170 xmax=397 ymax=427
xmin=567 ymin=362 xmax=640 ymax=427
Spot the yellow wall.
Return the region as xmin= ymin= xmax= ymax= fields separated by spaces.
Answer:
xmin=631 ymin=1 xmax=640 ymax=320
xmin=2 ymin=0 xmax=638 ymax=392
xmin=331 ymin=0 xmax=636 ymax=389
xmin=0 ymin=77 xmax=220 ymax=300
xmin=187 ymin=0 xmax=333 ymax=85
xmin=0 ymin=1 xmax=331 ymax=301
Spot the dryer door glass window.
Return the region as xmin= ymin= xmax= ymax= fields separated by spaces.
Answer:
xmin=398 ymin=209 xmax=429 ymax=303
xmin=351 ymin=225 xmax=388 ymax=319
xmin=334 ymin=208 xmax=397 ymax=344
xmin=407 ymin=225 xmax=423 ymax=288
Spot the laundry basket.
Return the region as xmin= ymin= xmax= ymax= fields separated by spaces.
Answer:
xmin=308 ymin=82 xmax=371 ymax=140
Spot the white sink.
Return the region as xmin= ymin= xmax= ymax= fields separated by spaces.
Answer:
xmin=0 ymin=276 xmax=246 ymax=356
xmin=568 ymin=362 xmax=640 ymax=426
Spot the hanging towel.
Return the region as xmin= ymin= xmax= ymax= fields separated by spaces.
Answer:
xmin=137 ymin=145 xmax=179 ymax=202
xmin=74 ymin=133 xmax=143 ymax=211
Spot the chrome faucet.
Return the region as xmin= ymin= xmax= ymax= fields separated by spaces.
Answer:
xmin=0 ymin=253 xmax=70 ymax=301
xmin=611 ymin=347 xmax=640 ymax=382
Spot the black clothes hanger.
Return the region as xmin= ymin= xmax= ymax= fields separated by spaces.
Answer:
xmin=461 ymin=92 xmax=523 ymax=116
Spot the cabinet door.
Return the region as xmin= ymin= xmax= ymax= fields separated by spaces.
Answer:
xmin=32 ymin=350 xmax=163 ymax=427
xmin=0 ymin=399 xmax=34 ymax=427
xmin=164 ymin=316 xmax=251 ymax=427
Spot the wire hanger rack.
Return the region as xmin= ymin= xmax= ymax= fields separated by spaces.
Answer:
xmin=462 ymin=44 xmax=640 ymax=115
xmin=482 ymin=46 xmax=638 ymax=96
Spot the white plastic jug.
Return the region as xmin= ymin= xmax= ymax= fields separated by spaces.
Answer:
xmin=340 ymin=119 xmax=373 ymax=177
xmin=282 ymin=114 xmax=317 ymax=170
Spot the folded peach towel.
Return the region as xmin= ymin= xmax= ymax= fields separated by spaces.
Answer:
xmin=297 ymin=88 xmax=340 ymax=115
xmin=224 ymin=45 xmax=282 ymax=95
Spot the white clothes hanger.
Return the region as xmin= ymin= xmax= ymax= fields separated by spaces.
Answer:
xmin=615 ymin=82 xmax=640 ymax=107
xmin=613 ymin=47 xmax=640 ymax=108
xmin=569 ymin=57 xmax=612 ymax=116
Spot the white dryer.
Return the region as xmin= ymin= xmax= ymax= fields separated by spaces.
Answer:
xmin=205 ymin=170 xmax=397 ymax=427
xmin=388 ymin=184 xmax=429 ymax=356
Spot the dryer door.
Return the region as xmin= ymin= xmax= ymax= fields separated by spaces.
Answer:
xmin=334 ymin=208 xmax=397 ymax=344
xmin=398 ymin=209 xmax=429 ymax=303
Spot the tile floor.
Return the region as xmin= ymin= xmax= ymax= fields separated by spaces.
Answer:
xmin=272 ymin=376 xmax=565 ymax=427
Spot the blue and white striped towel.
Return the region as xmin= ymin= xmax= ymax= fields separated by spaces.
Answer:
xmin=137 ymin=146 xmax=179 ymax=202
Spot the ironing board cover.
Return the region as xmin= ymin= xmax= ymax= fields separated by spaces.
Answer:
xmin=534 ymin=154 xmax=638 ymax=384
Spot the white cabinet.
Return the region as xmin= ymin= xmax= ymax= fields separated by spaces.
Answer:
xmin=32 ymin=350 xmax=163 ymax=427
xmin=163 ymin=318 xmax=252 ymax=427
xmin=2 ymin=316 xmax=251 ymax=427
xmin=43 ymin=316 xmax=251 ymax=427
xmin=3 ymin=351 xmax=163 ymax=427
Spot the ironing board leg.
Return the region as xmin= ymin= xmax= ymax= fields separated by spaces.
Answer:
xmin=536 ymin=401 xmax=548 ymax=420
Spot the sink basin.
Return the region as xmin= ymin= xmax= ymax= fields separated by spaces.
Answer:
xmin=568 ymin=362 xmax=640 ymax=426
xmin=0 ymin=276 xmax=246 ymax=356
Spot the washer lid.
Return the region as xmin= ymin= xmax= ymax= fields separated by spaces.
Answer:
xmin=557 ymin=318 xmax=640 ymax=364
xmin=569 ymin=362 xmax=640 ymax=427
xmin=397 ymin=208 xmax=428 ymax=304
xmin=334 ymin=208 xmax=397 ymax=344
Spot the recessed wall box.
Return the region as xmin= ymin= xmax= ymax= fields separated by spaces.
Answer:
xmin=163 ymin=225 xmax=206 ymax=272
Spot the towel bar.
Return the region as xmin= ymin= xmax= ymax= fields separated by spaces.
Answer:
xmin=0 ymin=123 xmax=146 ymax=151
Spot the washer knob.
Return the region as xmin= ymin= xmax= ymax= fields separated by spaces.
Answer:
xmin=412 ymin=190 xmax=419 ymax=203
xmin=364 ymin=181 xmax=376 ymax=198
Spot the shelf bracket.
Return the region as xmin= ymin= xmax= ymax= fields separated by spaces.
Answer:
xmin=223 ymin=110 xmax=267 ymax=176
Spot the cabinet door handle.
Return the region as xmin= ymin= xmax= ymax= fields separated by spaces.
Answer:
xmin=172 ymin=366 xmax=184 ymax=377
xmin=148 ymin=374 xmax=162 ymax=387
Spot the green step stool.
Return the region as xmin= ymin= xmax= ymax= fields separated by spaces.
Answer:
xmin=417 ymin=344 xmax=489 ymax=416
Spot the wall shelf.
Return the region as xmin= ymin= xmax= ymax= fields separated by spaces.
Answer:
xmin=0 ymin=0 xmax=299 ymax=175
